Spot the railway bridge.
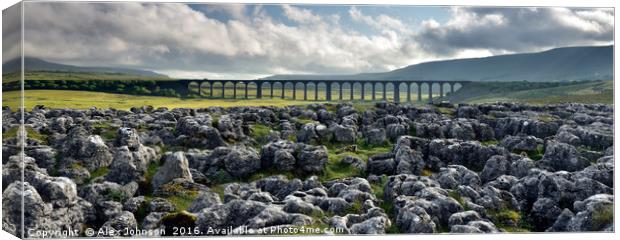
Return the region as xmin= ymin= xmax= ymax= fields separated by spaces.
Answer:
xmin=161 ymin=79 xmax=471 ymax=102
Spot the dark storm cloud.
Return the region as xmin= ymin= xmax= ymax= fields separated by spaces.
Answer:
xmin=3 ymin=3 xmax=22 ymax=63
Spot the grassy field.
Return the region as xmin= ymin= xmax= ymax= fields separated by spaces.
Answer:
xmin=2 ymin=80 xmax=613 ymax=110
xmin=447 ymin=80 xmax=613 ymax=104
xmin=2 ymin=90 xmax=324 ymax=110
xmin=2 ymin=87 xmax=439 ymax=110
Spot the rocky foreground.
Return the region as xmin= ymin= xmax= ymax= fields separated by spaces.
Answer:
xmin=2 ymin=102 xmax=614 ymax=237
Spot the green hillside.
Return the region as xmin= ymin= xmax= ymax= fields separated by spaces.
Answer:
xmin=446 ymin=80 xmax=613 ymax=104
xmin=266 ymin=45 xmax=613 ymax=82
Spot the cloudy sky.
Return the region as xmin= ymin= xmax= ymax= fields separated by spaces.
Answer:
xmin=2 ymin=2 xmax=614 ymax=79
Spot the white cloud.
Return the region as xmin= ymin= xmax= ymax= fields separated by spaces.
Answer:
xmin=20 ymin=2 xmax=426 ymax=78
xmin=10 ymin=3 xmax=614 ymax=79
xmin=416 ymin=7 xmax=614 ymax=55
xmin=349 ymin=6 xmax=407 ymax=32
xmin=281 ymin=4 xmax=322 ymax=24
xmin=196 ymin=4 xmax=247 ymax=21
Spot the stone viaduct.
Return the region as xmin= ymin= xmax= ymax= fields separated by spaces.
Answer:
xmin=157 ymin=79 xmax=470 ymax=102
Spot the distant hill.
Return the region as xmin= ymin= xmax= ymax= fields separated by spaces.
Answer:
xmin=445 ymin=80 xmax=612 ymax=104
xmin=2 ymin=57 xmax=167 ymax=77
xmin=264 ymin=45 xmax=613 ymax=82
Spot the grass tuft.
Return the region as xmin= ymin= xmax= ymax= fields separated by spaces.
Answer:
xmin=249 ymin=124 xmax=271 ymax=147
xmin=3 ymin=126 xmax=48 ymax=143
xmin=87 ymin=167 xmax=109 ymax=183
xmin=481 ymin=140 xmax=499 ymax=146
xmin=591 ymin=205 xmax=613 ymax=230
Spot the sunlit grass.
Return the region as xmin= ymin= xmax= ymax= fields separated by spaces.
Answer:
xmin=3 ymin=86 xmax=441 ymax=110
xmin=461 ymin=80 xmax=613 ymax=105
xmin=3 ymin=90 xmax=322 ymax=110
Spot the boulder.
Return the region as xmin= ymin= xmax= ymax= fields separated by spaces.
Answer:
xmin=456 ymin=105 xmax=482 ymax=119
xmin=99 ymin=211 xmax=138 ymax=236
xmin=529 ymin=197 xmax=562 ymax=231
xmin=566 ymin=194 xmax=613 ymax=231
xmin=296 ymin=144 xmax=328 ymax=174
xmin=332 ymin=124 xmax=357 ymax=143
xmin=451 ymin=221 xmax=499 ymax=233
xmin=365 ymin=128 xmax=387 ymax=146
xmin=546 ymin=208 xmax=575 ymax=232
xmin=152 ymin=152 xmax=193 ymax=189
xmin=116 ymin=127 xmax=141 ymax=150
xmin=448 ymin=210 xmax=482 ymax=227
xmin=123 ymin=196 xmax=147 ymax=213
xmin=106 ymin=145 xmax=156 ymax=184
xmin=223 ymin=146 xmax=261 ymax=178
xmin=395 ymin=205 xmax=436 ymax=233
xmin=349 ymin=216 xmax=391 ymax=234
xmin=62 ymin=127 xmax=113 ymax=171
xmin=510 ymin=157 xmax=535 ymax=178
xmin=367 ymin=153 xmax=396 ymax=175
xmin=386 ymin=123 xmax=408 ymax=140
xmin=538 ymin=141 xmax=589 ymax=172
xmin=436 ymin=165 xmax=481 ymax=190
xmin=273 ymin=149 xmax=296 ymax=172
xmin=500 ymin=135 xmax=542 ymax=153
xmin=188 ymin=191 xmax=222 ymax=213
xmin=176 ymin=116 xmax=225 ymax=149
xmin=480 ymin=155 xmax=512 ymax=183
xmin=2 ymin=182 xmax=57 ymax=238
xmin=394 ymin=145 xmax=424 ymax=175
xmin=217 ymin=115 xmax=244 ymax=141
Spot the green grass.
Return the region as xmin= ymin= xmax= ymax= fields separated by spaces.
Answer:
xmin=139 ymin=162 xmax=161 ymax=196
xmin=3 ymin=90 xmax=323 ymax=110
xmin=2 ymin=126 xmax=48 ymax=143
xmin=518 ymin=144 xmax=544 ymax=161
xmin=487 ymin=208 xmax=533 ymax=232
xmin=104 ymin=188 xmax=128 ymax=202
xmin=481 ymin=140 xmax=499 ymax=146
xmin=249 ymin=124 xmax=272 ymax=147
xmin=370 ymin=175 xmax=399 ymax=234
xmin=3 ymin=84 xmax=443 ymax=110
xmin=135 ymin=196 xmax=152 ymax=227
xmin=91 ymin=122 xmax=117 ymax=141
xmin=420 ymin=168 xmax=433 ymax=177
xmin=591 ymin=205 xmax=613 ymax=230
xmin=344 ymin=199 xmax=365 ymax=215
xmin=88 ymin=167 xmax=109 ymax=183
xmin=448 ymin=190 xmax=470 ymax=211
xmin=536 ymin=114 xmax=556 ymax=123
xmin=166 ymin=193 xmax=199 ymax=211
xmin=322 ymin=156 xmax=362 ymax=182
xmin=448 ymin=80 xmax=612 ymax=104
xmin=298 ymin=118 xmax=320 ymax=125
xmin=437 ymin=107 xmax=455 ymax=116
xmin=370 ymin=175 xmax=388 ymax=201
xmin=210 ymin=184 xmax=226 ymax=200
xmin=157 ymin=182 xmax=201 ymax=211
xmin=352 ymin=103 xmax=377 ymax=113
xmin=320 ymin=140 xmax=392 ymax=181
